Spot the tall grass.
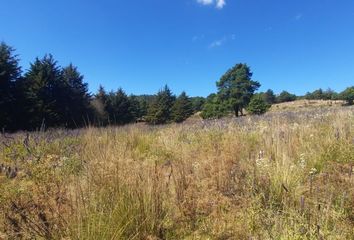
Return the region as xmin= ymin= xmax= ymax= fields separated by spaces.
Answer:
xmin=0 ymin=107 xmax=353 ymax=239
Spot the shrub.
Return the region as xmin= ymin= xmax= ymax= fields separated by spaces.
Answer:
xmin=247 ymin=95 xmax=271 ymax=115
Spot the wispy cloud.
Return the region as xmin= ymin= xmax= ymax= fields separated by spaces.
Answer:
xmin=295 ymin=13 xmax=303 ymax=21
xmin=196 ymin=0 xmax=226 ymax=9
xmin=208 ymin=34 xmax=235 ymax=48
xmin=209 ymin=38 xmax=226 ymax=48
xmin=192 ymin=35 xmax=205 ymax=42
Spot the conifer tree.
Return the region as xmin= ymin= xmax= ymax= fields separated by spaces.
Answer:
xmin=340 ymin=86 xmax=354 ymax=105
xmin=92 ymin=85 xmax=109 ymax=125
xmin=263 ymin=89 xmax=276 ymax=104
xmin=247 ymin=94 xmax=271 ymax=115
xmin=217 ymin=63 xmax=260 ymax=117
xmin=200 ymin=93 xmax=228 ymax=119
xmin=276 ymin=91 xmax=297 ymax=103
xmin=0 ymin=42 xmax=21 ymax=130
xmin=20 ymin=54 xmax=63 ymax=128
xmin=106 ymin=88 xmax=133 ymax=125
xmin=61 ymin=64 xmax=92 ymax=127
xmin=129 ymin=95 xmax=148 ymax=121
xmin=146 ymin=85 xmax=175 ymax=124
xmin=171 ymin=91 xmax=193 ymax=123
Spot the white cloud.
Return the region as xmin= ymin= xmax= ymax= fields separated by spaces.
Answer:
xmin=196 ymin=0 xmax=226 ymax=9
xmin=216 ymin=0 xmax=226 ymax=9
xmin=208 ymin=34 xmax=235 ymax=48
xmin=197 ymin=0 xmax=213 ymax=5
xmin=209 ymin=37 xmax=226 ymax=48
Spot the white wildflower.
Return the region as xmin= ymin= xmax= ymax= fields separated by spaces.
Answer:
xmin=299 ymin=153 xmax=306 ymax=169
xmin=309 ymin=168 xmax=317 ymax=175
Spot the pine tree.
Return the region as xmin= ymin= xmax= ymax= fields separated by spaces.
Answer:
xmin=171 ymin=91 xmax=193 ymax=123
xmin=61 ymin=64 xmax=92 ymax=127
xmin=217 ymin=63 xmax=260 ymax=117
xmin=92 ymin=85 xmax=109 ymax=125
xmin=20 ymin=54 xmax=63 ymax=129
xmin=276 ymin=91 xmax=297 ymax=103
xmin=146 ymin=85 xmax=175 ymax=124
xmin=106 ymin=88 xmax=133 ymax=125
xmin=190 ymin=96 xmax=206 ymax=113
xmin=263 ymin=89 xmax=276 ymax=104
xmin=247 ymin=95 xmax=271 ymax=115
xmin=0 ymin=42 xmax=21 ymax=130
xmin=200 ymin=93 xmax=228 ymax=119
xmin=129 ymin=95 xmax=148 ymax=121
xmin=340 ymin=86 xmax=354 ymax=105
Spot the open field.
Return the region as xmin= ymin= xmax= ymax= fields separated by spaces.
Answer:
xmin=1 ymin=106 xmax=353 ymax=239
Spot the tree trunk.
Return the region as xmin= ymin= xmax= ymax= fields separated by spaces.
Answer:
xmin=234 ymin=106 xmax=239 ymax=117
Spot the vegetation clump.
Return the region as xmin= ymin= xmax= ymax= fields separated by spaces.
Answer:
xmin=247 ymin=94 xmax=271 ymax=115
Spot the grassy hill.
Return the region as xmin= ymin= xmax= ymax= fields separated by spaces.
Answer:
xmin=0 ymin=105 xmax=353 ymax=239
xmin=270 ymin=99 xmax=345 ymax=112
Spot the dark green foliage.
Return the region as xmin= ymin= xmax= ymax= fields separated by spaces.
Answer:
xmin=247 ymin=95 xmax=271 ymax=115
xmin=217 ymin=63 xmax=260 ymax=117
xmin=61 ymin=64 xmax=92 ymax=128
xmin=190 ymin=96 xmax=206 ymax=113
xmin=276 ymin=91 xmax=297 ymax=103
xmin=91 ymin=85 xmax=109 ymax=125
xmin=200 ymin=94 xmax=228 ymax=119
xmin=262 ymin=89 xmax=276 ymax=104
xmin=304 ymin=88 xmax=338 ymax=100
xmin=172 ymin=92 xmax=193 ymax=123
xmin=106 ymin=88 xmax=133 ymax=125
xmin=340 ymin=86 xmax=354 ymax=105
xmin=146 ymin=85 xmax=175 ymax=124
xmin=19 ymin=54 xmax=64 ymax=129
xmin=0 ymin=42 xmax=21 ymax=130
xmin=129 ymin=95 xmax=149 ymax=121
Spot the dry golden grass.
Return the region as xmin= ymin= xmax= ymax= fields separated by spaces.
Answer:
xmin=270 ymin=99 xmax=345 ymax=112
xmin=0 ymin=106 xmax=353 ymax=239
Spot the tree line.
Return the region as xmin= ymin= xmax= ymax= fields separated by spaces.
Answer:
xmin=0 ymin=42 xmax=205 ymax=131
xmin=1 ymin=42 xmax=353 ymax=131
xmin=199 ymin=64 xmax=354 ymax=119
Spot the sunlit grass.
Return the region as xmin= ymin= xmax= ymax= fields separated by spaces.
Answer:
xmin=0 ymin=107 xmax=353 ymax=239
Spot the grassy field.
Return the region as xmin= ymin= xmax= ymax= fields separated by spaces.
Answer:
xmin=0 ymin=105 xmax=353 ymax=239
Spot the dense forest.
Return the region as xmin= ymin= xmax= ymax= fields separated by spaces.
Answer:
xmin=1 ymin=42 xmax=354 ymax=131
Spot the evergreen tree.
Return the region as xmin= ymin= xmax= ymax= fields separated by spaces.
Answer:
xmin=61 ymin=64 xmax=92 ymax=127
xmin=263 ymin=89 xmax=276 ymax=104
xmin=146 ymin=85 xmax=175 ymax=124
xmin=106 ymin=88 xmax=133 ymax=125
xmin=190 ymin=96 xmax=206 ymax=113
xmin=200 ymin=94 xmax=228 ymax=119
xmin=171 ymin=91 xmax=193 ymax=123
xmin=92 ymin=85 xmax=109 ymax=125
xmin=0 ymin=42 xmax=21 ymax=130
xmin=340 ymin=86 xmax=354 ymax=105
xmin=247 ymin=95 xmax=271 ymax=115
xmin=217 ymin=63 xmax=260 ymax=117
xmin=305 ymin=88 xmax=338 ymax=100
xmin=20 ymin=54 xmax=63 ymax=129
xmin=323 ymin=88 xmax=338 ymax=100
xmin=129 ymin=95 xmax=148 ymax=121
xmin=276 ymin=91 xmax=297 ymax=103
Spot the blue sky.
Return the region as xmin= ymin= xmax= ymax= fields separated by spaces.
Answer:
xmin=1 ymin=0 xmax=354 ymax=96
